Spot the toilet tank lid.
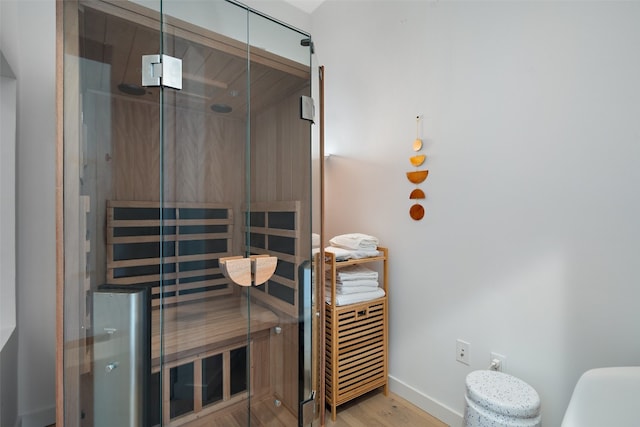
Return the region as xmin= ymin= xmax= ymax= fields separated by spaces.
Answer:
xmin=466 ymin=370 xmax=541 ymax=418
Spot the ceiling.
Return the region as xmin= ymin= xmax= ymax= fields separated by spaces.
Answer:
xmin=281 ymin=0 xmax=326 ymax=14
xmin=79 ymin=3 xmax=310 ymax=119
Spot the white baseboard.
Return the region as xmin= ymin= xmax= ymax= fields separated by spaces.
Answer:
xmin=19 ymin=405 xmax=55 ymax=427
xmin=388 ymin=375 xmax=464 ymax=427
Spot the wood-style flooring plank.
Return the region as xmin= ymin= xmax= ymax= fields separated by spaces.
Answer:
xmin=325 ymin=390 xmax=448 ymax=427
xmin=51 ymin=390 xmax=447 ymax=427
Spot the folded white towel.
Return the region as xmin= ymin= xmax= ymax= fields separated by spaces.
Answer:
xmin=312 ymin=233 xmax=320 ymax=248
xmin=324 ymin=246 xmax=380 ymax=262
xmin=348 ymin=249 xmax=381 ymax=259
xmin=326 ymin=278 xmax=379 ymax=290
xmin=325 ymin=287 xmax=385 ymax=306
xmin=334 ymin=265 xmax=378 ymax=282
xmin=325 ymin=283 xmax=379 ymax=295
xmin=330 ymin=233 xmax=379 ymax=251
xmin=324 ymin=246 xmax=352 ymax=261
xmin=332 ymin=279 xmax=379 ymax=288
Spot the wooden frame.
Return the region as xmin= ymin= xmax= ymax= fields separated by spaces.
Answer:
xmin=55 ymin=1 xmax=65 ymax=424
xmin=318 ymin=64 xmax=327 ymax=427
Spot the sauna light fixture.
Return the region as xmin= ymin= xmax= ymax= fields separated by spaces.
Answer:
xmin=117 ymin=83 xmax=146 ymax=96
xmin=211 ymin=103 xmax=233 ymax=114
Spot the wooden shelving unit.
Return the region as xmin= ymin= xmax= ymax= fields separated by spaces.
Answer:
xmin=325 ymin=247 xmax=389 ymax=421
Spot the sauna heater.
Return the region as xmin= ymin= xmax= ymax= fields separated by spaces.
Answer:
xmin=93 ymin=288 xmax=149 ymax=427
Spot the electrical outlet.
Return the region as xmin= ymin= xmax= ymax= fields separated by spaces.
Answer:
xmin=490 ymin=352 xmax=507 ymax=372
xmin=456 ymin=339 xmax=470 ymax=365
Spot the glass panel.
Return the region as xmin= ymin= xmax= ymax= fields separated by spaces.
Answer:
xmin=247 ymin=8 xmax=314 ymax=425
xmin=159 ymin=0 xmax=251 ymax=424
xmin=62 ymin=0 xmax=162 ymax=425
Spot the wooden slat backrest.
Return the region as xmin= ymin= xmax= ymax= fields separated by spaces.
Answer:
xmin=106 ymin=200 xmax=234 ymax=307
xmin=243 ymin=200 xmax=301 ymax=317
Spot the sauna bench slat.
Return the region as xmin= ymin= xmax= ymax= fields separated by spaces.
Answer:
xmin=150 ymin=296 xmax=278 ymax=367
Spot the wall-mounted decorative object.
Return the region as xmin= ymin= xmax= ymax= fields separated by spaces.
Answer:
xmin=409 ymin=203 xmax=425 ymax=220
xmin=410 ymin=154 xmax=426 ymax=166
xmin=413 ymin=117 xmax=423 ymax=151
xmin=406 ymin=115 xmax=428 ymax=220
xmin=409 ymin=189 xmax=425 ymax=199
xmin=406 ymin=170 xmax=428 ymax=184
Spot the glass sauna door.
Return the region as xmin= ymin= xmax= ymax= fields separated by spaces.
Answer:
xmin=61 ymin=0 xmax=316 ymax=426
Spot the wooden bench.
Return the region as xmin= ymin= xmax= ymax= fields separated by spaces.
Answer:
xmin=151 ymin=296 xmax=278 ymax=367
xmin=150 ymin=296 xmax=279 ymax=425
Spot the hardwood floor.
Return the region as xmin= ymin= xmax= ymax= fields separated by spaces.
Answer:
xmin=324 ymin=390 xmax=448 ymax=427
xmin=181 ymin=390 xmax=448 ymax=427
xmin=49 ymin=390 xmax=447 ymax=427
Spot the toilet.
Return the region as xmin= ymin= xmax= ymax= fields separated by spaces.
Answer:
xmin=464 ymin=370 xmax=541 ymax=427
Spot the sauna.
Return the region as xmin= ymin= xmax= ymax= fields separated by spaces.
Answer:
xmin=58 ymin=1 xmax=320 ymax=426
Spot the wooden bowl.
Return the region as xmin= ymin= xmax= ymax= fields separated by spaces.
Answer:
xmin=406 ymin=170 xmax=429 ymax=184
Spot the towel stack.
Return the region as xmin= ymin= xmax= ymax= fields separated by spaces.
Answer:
xmin=324 ymin=233 xmax=385 ymax=306
xmin=329 ymin=264 xmax=378 ymax=294
xmin=324 ymin=233 xmax=380 ymax=261
xmin=325 ymin=264 xmax=385 ymax=305
xmin=330 ymin=233 xmax=378 ymax=251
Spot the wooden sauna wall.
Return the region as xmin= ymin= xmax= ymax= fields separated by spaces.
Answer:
xmin=251 ymin=85 xmax=312 ymax=412
xmin=251 ymin=85 xmax=312 ymax=257
xmin=110 ymin=96 xmax=247 ymax=254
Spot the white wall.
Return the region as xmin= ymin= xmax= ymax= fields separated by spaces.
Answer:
xmin=0 ymin=48 xmax=19 ymax=427
xmin=0 ymin=0 xmax=57 ymax=424
xmin=1 ymin=50 xmax=17 ymax=351
xmin=312 ymin=1 xmax=640 ymax=426
xmin=244 ymin=0 xmax=312 ymax=33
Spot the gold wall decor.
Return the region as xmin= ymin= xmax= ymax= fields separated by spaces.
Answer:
xmin=407 ymin=116 xmax=428 ymax=220
xmin=410 ymin=154 xmax=426 ymax=166
xmin=409 ymin=189 xmax=425 ymax=199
